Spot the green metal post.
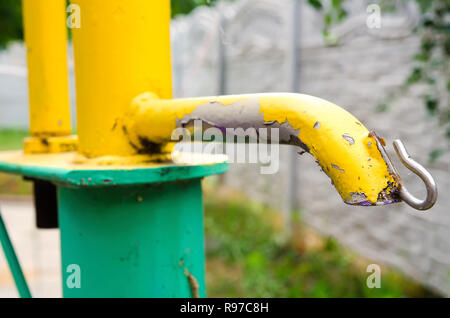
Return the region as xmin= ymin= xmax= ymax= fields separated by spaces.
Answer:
xmin=0 ymin=150 xmax=227 ymax=298
xmin=58 ymin=179 xmax=207 ymax=298
xmin=0 ymin=210 xmax=32 ymax=298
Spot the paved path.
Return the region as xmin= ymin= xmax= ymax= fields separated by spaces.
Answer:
xmin=0 ymin=197 xmax=61 ymax=298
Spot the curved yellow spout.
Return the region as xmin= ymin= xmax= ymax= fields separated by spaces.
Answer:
xmin=122 ymin=92 xmax=400 ymax=206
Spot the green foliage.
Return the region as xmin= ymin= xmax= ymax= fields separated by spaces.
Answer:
xmin=406 ymin=67 xmax=423 ymax=85
xmin=309 ymin=0 xmax=348 ymax=45
xmin=309 ymin=0 xmax=450 ymax=163
xmin=203 ymin=186 xmax=437 ymax=297
xmin=429 ymin=148 xmax=446 ymax=164
xmin=0 ymin=129 xmax=28 ymax=151
xmin=0 ymin=0 xmax=23 ymax=48
xmin=396 ymin=0 xmax=449 ymax=162
xmin=0 ymin=0 xmax=222 ymax=48
xmin=307 ymin=0 xmax=323 ymax=10
xmin=0 ymin=129 xmax=32 ymax=196
xmin=409 ymin=0 xmax=450 ymax=114
xmin=171 ymin=0 xmax=221 ymax=18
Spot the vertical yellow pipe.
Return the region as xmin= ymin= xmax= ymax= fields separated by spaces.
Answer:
xmin=70 ymin=0 xmax=173 ymax=158
xmin=22 ymin=0 xmax=72 ymax=137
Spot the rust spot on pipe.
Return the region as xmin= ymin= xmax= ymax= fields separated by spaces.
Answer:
xmin=184 ymin=268 xmax=199 ymax=298
xmin=369 ymin=131 xmax=386 ymax=146
xmin=136 ymin=136 xmax=163 ymax=154
xmin=41 ymin=138 xmax=49 ymax=146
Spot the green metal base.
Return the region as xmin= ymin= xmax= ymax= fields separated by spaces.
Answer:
xmin=0 ymin=151 xmax=228 ymax=187
xmin=0 ymin=151 xmax=229 ymax=298
xmin=59 ymin=180 xmax=206 ymax=298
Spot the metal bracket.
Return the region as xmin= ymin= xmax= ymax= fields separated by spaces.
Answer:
xmin=393 ymin=140 xmax=438 ymax=211
xmin=0 ymin=208 xmax=32 ymax=298
xmin=371 ymin=131 xmax=437 ymax=211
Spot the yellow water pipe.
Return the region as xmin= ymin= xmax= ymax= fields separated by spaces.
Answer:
xmin=22 ymin=0 xmax=72 ymax=137
xmin=123 ymin=92 xmax=401 ymax=206
xmin=70 ymin=0 xmax=173 ymax=158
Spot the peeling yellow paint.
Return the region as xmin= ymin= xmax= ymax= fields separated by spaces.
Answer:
xmin=123 ymin=93 xmax=244 ymax=147
xmin=259 ymin=94 xmax=397 ymax=204
xmin=124 ymin=92 xmax=398 ymax=205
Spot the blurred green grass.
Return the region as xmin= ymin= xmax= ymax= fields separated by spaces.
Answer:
xmin=0 ymin=129 xmax=32 ymax=195
xmin=203 ymin=181 xmax=439 ymax=298
xmin=0 ymin=129 xmax=28 ymax=151
xmin=0 ymin=129 xmax=440 ymax=297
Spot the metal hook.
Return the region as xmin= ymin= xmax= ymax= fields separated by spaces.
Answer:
xmin=393 ymin=139 xmax=438 ymax=211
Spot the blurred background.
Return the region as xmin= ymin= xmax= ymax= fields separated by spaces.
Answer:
xmin=0 ymin=0 xmax=448 ymax=297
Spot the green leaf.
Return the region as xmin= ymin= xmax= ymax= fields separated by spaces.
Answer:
xmin=324 ymin=13 xmax=332 ymax=27
xmin=429 ymin=149 xmax=445 ymax=164
xmin=171 ymin=0 xmax=220 ymax=18
xmin=331 ymin=0 xmax=344 ymax=10
xmin=426 ymin=77 xmax=436 ymax=85
xmin=421 ymin=37 xmax=436 ymax=54
xmin=414 ymin=52 xmax=429 ymax=62
xmin=444 ymin=37 xmax=450 ymax=56
xmin=415 ymin=0 xmax=433 ymax=14
xmin=0 ymin=0 xmax=23 ymax=48
xmin=376 ymin=103 xmax=389 ymax=113
xmin=406 ymin=67 xmax=423 ymax=85
xmin=425 ymin=96 xmax=439 ymax=115
xmin=337 ymin=9 xmax=348 ymax=22
xmin=307 ymin=0 xmax=323 ymax=10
